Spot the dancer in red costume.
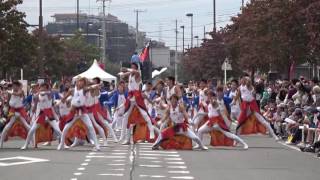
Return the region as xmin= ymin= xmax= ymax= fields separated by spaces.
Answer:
xmin=152 ymin=94 xmax=207 ymax=150
xmin=236 ymin=76 xmax=279 ymax=140
xmin=118 ymin=63 xmax=156 ymax=145
xmin=21 ymin=83 xmax=62 ymax=149
xmin=0 ymin=81 xmax=30 ymax=148
xmin=197 ymin=90 xmax=248 ymax=149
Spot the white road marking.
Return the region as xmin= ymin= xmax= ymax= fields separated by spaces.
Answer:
xmin=97 ymin=173 xmax=124 ymax=176
xmin=107 ymin=163 xmax=125 ymax=166
xmin=77 ymin=167 xmax=85 ymax=171
xmin=106 ymin=168 xmax=125 ymax=171
xmin=81 ymin=163 xmax=88 ymax=166
xmin=140 ymin=174 xmax=167 ymax=178
xmin=278 ymin=142 xmax=301 ymax=151
xmin=0 ymin=156 xmax=49 ymax=167
xmin=88 ymin=152 xmax=104 ymax=155
xmin=73 ymin=172 xmax=82 ymax=176
xmin=139 ymin=164 xmax=163 ymax=168
xmin=139 ymin=157 xmax=159 ymax=160
xmin=140 ymin=147 xmax=154 ymax=150
xmin=111 ymin=152 xmax=128 ymax=155
xmin=84 ymin=159 xmax=91 ymax=162
xmin=168 ymin=166 xmax=187 ymax=169
xmin=165 ymin=158 xmax=183 ymax=161
xmin=139 ymin=150 xmax=178 ymax=154
xmin=70 ymin=178 xmax=77 ymax=180
xmin=170 ymin=176 xmax=194 ymax=179
xmin=168 ymin=171 xmax=190 ymax=174
xmin=112 ymin=149 xmax=128 ymax=152
xmin=86 ymin=155 xmax=126 ymax=159
xmin=167 ymin=162 xmax=185 ymax=165
xmin=139 ymin=153 xmax=180 ymax=157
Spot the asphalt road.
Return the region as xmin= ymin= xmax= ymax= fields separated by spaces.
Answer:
xmin=0 ymin=134 xmax=319 ymax=180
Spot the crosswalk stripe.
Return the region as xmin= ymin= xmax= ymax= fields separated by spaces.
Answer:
xmin=168 ymin=171 xmax=190 ymax=174
xmin=139 ymin=164 xmax=163 ymax=168
xmin=140 ymin=174 xmax=167 ymax=178
xmin=97 ymin=173 xmax=124 ymax=176
xmin=170 ymin=176 xmax=194 ymax=179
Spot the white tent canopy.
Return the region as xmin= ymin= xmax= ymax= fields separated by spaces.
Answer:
xmin=73 ymin=60 xmax=117 ymax=83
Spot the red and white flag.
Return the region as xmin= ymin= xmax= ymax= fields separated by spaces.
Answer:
xmin=139 ymin=43 xmax=150 ymax=63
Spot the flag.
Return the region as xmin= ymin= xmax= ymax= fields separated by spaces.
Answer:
xmin=139 ymin=43 xmax=150 ymax=63
xmin=289 ymin=60 xmax=295 ymax=80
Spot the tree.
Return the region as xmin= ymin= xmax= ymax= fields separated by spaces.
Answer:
xmin=62 ymin=31 xmax=100 ymax=76
xmin=182 ymin=32 xmax=229 ymax=80
xmin=0 ymin=0 xmax=36 ymax=79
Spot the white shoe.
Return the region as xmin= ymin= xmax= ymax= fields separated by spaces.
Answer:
xmin=90 ymin=139 xmax=95 ymax=145
xmin=243 ymin=143 xmax=249 ymax=150
xmin=121 ymin=140 xmax=130 ymax=145
xmin=21 ymin=145 xmax=28 ymax=150
xmin=200 ymin=146 xmax=208 ymax=150
xmin=42 ymin=142 xmax=51 ymax=146
xmin=275 ymin=136 xmax=280 ymax=142
xmin=193 ymin=145 xmax=200 ymax=149
xmin=92 ymin=147 xmax=101 ymax=152
xmin=113 ymin=137 xmax=119 ymax=143
xmin=102 ymin=141 xmax=108 ymax=147
xmin=149 ymin=128 xmax=155 ymax=140
xmin=57 ymin=143 xmax=63 ymax=150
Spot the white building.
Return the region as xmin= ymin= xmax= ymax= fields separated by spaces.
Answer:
xmin=150 ymin=47 xmax=171 ymax=68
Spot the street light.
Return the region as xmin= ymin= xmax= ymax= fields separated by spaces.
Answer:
xmin=86 ymin=22 xmax=93 ymax=43
xmin=186 ymin=13 xmax=193 ymax=48
xmin=180 ymin=25 xmax=185 ymax=54
xmin=194 ymin=35 xmax=199 ymax=47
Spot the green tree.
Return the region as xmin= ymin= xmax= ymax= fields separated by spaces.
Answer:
xmin=0 ymin=0 xmax=36 ymax=79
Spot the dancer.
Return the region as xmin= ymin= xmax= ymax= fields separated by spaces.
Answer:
xmin=165 ymin=76 xmax=182 ymax=103
xmin=119 ymin=63 xmax=156 ymax=144
xmin=21 ymin=83 xmax=62 ymax=149
xmin=236 ymin=76 xmax=279 ymax=140
xmin=107 ymin=81 xmax=128 ymax=130
xmin=152 ymin=94 xmax=207 ymax=150
xmin=57 ymin=77 xmax=100 ymax=151
xmin=192 ymin=80 xmax=210 ymax=131
xmin=229 ymin=80 xmax=241 ymax=121
xmin=0 ymin=81 xmax=30 ymax=148
xmin=197 ymin=90 xmax=248 ymax=149
xmin=91 ymin=77 xmax=118 ymax=145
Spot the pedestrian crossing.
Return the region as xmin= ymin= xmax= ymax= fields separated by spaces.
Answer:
xmin=69 ymin=137 xmax=195 ymax=180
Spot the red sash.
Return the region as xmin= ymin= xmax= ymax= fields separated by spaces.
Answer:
xmin=8 ymin=107 xmax=29 ymax=122
xmin=124 ymin=90 xmax=148 ymax=112
xmin=208 ymin=116 xmax=229 ymax=132
xmin=161 ymin=122 xmax=188 ymax=139
xmin=37 ymin=108 xmax=55 ymax=125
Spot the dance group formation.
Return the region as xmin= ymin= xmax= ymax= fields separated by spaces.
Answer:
xmin=0 ymin=62 xmax=319 ymax=156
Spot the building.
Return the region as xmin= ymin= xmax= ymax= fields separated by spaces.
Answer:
xmin=148 ymin=41 xmax=170 ymax=68
xmin=295 ymin=63 xmax=320 ymax=79
xmin=46 ymin=13 xmax=137 ymax=64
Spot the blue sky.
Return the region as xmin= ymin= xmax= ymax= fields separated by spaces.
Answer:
xmin=18 ymin=0 xmax=247 ymax=49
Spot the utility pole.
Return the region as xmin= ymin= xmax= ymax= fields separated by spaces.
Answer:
xmin=175 ymin=19 xmax=178 ymax=82
xmin=98 ymin=0 xmax=111 ymax=67
xmin=194 ymin=36 xmax=199 ymax=47
xmin=134 ymin=9 xmax=146 ymax=50
xmin=180 ymin=25 xmax=185 ymax=54
xmin=77 ymin=0 xmax=79 ymax=30
xmin=203 ymin=26 xmax=206 ymax=40
xmin=213 ymin=0 xmax=216 ymax=32
xmin=242 ymin=0 xmax=244 ymax=9
xmin=38 ymin=0 xmax=44 ymax=76
xmin=186 ymin=13 xmax=193 ymax=48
